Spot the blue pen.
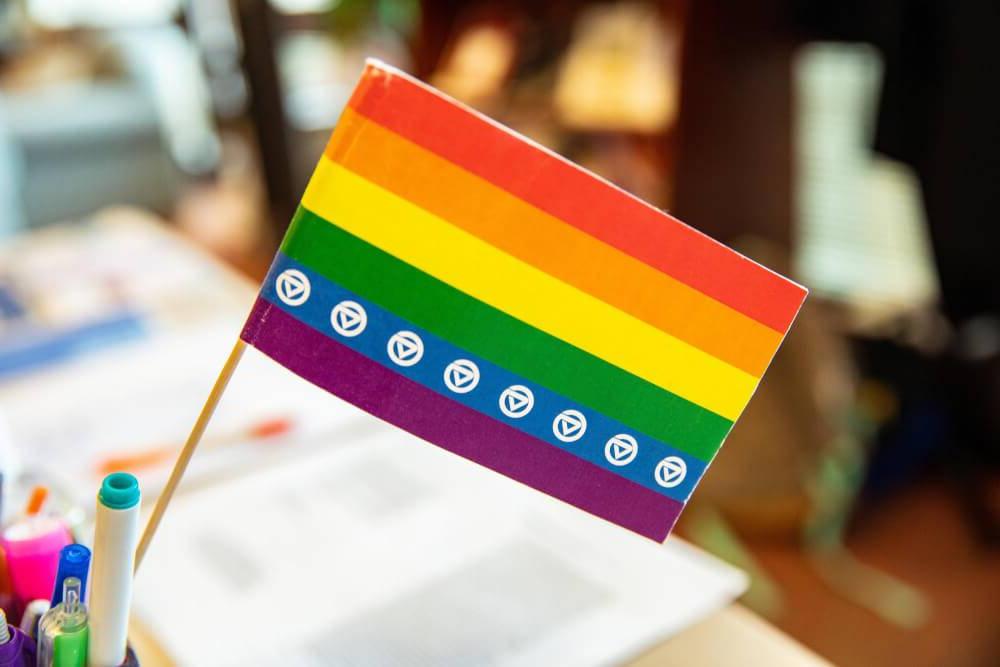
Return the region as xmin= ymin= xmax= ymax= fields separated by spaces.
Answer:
xmin=50 ymin=545 xmax=91 ymax=607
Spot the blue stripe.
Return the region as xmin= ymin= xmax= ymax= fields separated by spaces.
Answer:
xmin=259 ymin=253 xmax=705 ymax=502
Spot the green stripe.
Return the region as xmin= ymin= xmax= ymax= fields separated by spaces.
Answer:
xmin=283 ymin=207 xmax=732 ymax=460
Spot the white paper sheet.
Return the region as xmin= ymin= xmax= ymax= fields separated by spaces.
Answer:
xmin=134 ymin=394 xmax=747 ymax=667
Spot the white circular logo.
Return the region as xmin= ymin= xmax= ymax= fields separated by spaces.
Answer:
xmin=275 ymin=269 xmax=310 ymax=306
xmin=387 ymin=331 xmax=424 ymax=367
xmin=654 ymin=456 xmax=687 ymax=488
xmin=444 ymin=359 xmax=480 ymax=393
xmin=604 ymin=434 xmax=639 ymax=466
xmin=499 ymin=385 xmax=534 ymax=418
xmin=330 ymin=300 xmax=367 ymax=337
xmin=552 ymin=410 xmax=587 ymax=443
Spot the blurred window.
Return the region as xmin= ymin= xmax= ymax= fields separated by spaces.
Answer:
xmin=269 ymin=0 xmax=339 ymax=15
xmin=794 ymin=43 xmax=939 ymax=324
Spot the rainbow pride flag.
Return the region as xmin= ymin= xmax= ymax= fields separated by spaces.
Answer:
xmin=241 ymin=60 xmax=807 ymax=541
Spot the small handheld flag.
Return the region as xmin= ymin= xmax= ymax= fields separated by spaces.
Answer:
xmin=138 ymin=60 xmax=807 ymax=564
xmin=241 ymin=60 xmax=807 ymax=541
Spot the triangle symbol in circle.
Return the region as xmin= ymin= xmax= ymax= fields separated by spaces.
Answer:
xmin=338 ymin=310 xmax=359 ymax=328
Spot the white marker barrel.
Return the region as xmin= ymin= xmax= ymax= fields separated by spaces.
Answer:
xmin=88 ymin=473 xmax=141 ymax=667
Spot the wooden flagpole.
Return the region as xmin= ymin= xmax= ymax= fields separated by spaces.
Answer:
xmin=134 ymin=339 xmax=247 ymax=572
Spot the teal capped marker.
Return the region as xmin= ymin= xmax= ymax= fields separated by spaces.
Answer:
xmin=88 ymin=473 xmax=141 ymax=667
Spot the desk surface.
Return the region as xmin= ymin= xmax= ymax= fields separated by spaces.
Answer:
xmin=4 ymin=212 xmax=829 ymax=666
xmin=131 ymin=604 xmax=829 ymax=666
xmin=632 ymin=604 xmax=830 ymax=666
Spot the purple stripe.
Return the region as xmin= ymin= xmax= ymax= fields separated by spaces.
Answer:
xmin=242 ymin=298 xmax=682 ymax=541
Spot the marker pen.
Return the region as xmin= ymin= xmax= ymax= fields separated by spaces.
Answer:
xmin=0 ymin=516 xmax=71 ymax=603
xmin=0 ymin=608 xmax=32 ymax=667
xmin=49 ymin=546 xmax=89 ymax=608
xmin=36 ymin=577 xmax=87 ymax=667
xmin=87 ymin=474 xmax=140 ymax=667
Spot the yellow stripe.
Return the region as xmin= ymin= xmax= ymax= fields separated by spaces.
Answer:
xmin=302 ymin=158 xmax=757 ymax=419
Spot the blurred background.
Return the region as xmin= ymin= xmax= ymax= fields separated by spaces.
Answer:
xmin=0 ymin=1 xmax=998 ymax=665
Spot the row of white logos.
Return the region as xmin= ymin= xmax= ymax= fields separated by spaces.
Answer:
xmin=276 ymin=269 xmax=688 ymax=489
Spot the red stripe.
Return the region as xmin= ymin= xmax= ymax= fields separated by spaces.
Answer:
xmin=346 ymin=63 xmax=806 ymax=333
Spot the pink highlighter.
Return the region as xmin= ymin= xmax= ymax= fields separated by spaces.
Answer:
xmin=0 ymin=516 xmax=71 ymax=603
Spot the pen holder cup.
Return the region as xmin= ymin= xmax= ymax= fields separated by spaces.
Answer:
xmin=122 ymin=646 xmax=140 ymax=666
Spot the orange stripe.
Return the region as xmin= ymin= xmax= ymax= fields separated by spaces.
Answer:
xmin=325 ymin=109 xmax=782 ymax=377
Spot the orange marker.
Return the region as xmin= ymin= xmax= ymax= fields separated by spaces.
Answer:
xmin=24 ymin=486 xmax=49 ymax=516
xmin=95 ymin=416 xmax=294 ymax=475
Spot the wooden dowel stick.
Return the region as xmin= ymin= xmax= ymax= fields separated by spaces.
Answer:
xmin=134 ymin=339 xmax=247 ymax=572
